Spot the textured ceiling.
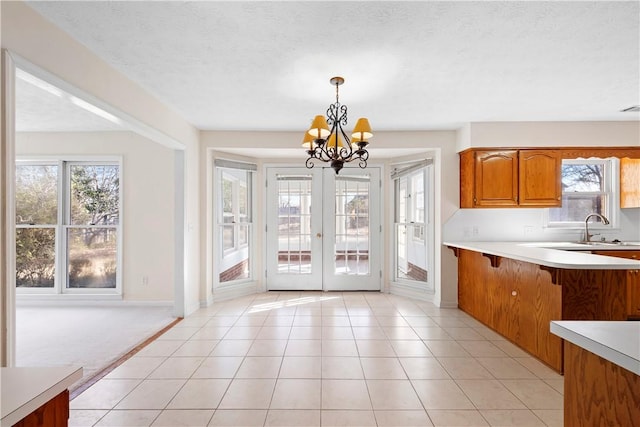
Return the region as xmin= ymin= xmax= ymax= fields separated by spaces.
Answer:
xmin=19 ymin=1 xmax=640 ymax=133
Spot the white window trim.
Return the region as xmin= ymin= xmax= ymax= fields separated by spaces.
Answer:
xmin=15 ymin=157 xmax=123 ymax=296
xmin=213 ymin=162 xmax=256 ymax=289
xmin=391 ymin=160 xmax=434 ymax=291
xmin=544 ymin=158 xmax=620 ymax=232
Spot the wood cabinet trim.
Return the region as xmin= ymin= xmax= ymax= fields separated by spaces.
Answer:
xmin=481 ymin=253 xmax=502 ymax=268
xmin=540 ymin=265 xmax=560 ymax=285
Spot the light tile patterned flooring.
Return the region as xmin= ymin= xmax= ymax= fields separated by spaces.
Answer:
xmin=69 ymin=292 xmax=564 ymax=426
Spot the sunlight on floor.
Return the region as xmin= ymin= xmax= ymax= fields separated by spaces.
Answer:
xmin=248 ymin=296 xmax=340 ymax=314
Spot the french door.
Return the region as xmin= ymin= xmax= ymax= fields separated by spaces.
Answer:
xmin=265 ymin=167 xmax=381 ymax=291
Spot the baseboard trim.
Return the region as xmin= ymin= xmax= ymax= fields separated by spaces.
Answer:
xmin=389 ymin=282 xmax=435 ymax=303
xmin=16 ymin=298 xmax=173 ymax=307
xmin=212 ymin=282 xmax=258 ymax=302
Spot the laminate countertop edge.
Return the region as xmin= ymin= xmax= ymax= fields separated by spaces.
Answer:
xmin=443 ymin=241 xmax=640 ymax=270
xmin=550 ymin=321 xmax=640 ymax=376
xmin=1 ymin=366 xmax=83 ymax=427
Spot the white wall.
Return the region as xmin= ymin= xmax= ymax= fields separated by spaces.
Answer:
xmin=461 ymin=121 xmax=640 ymax=150
xmin=444 ymin=208 xmax=640 ymax=243
xmin=1 ymin=0 xmax=202 ymax=318
xmin=16 ymin=132 xmax=175 ymax=301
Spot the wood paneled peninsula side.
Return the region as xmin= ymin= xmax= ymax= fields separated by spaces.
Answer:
xmin=444 ymin=241 xmax=640 ymax=373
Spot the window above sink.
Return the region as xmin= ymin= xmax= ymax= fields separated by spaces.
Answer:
xmin=545 ymin=158 xmax=619 ymax=233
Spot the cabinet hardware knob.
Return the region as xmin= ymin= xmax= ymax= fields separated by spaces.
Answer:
xmin=511 ymin=290 xmax=517 ymax=296
xmin=316 ymin=233 xmax=322 ymax=238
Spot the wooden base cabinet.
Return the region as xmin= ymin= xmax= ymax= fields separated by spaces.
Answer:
xmin=564 ymin=341 xmax=640 ymax=426
xmin=457 ymin=249 xmax=563 ymax=371
xmin=12 ymin=390 xmax=69 ymax=427
xmin=456 ymin=249 xmax=632 ymax=373
xmin=592 ymin=250 xmax=640 ymax=319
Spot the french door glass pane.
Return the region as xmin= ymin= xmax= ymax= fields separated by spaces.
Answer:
xmin=16 ymin=164 xmax=58 ymax=225
xmin=334 ymin=176 xmax=369 ymax=275
xmin=16 ymin=228 xmax=55 ymax=288
xmin=70 ymin=165 xmax=120 ymax=225
xmin=277 ymin=175 xmax=312 ymax=274
xmin=67 ymin=228 xmax=117 ymax=288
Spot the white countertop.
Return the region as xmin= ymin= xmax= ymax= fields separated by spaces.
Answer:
xmin=550 ymin=321 xmax=640 ymax=376
xmin=443 ymin=241 xmax=640 ymax=270
xmin=1 ymin=366 xmax=82 ymax=426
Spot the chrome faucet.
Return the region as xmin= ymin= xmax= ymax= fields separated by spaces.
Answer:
xmin=584 ymin=213 xmax=610 ymax=242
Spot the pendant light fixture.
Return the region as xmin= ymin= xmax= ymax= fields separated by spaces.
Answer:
xmin=303 ymin=76 xmax=372 ymax=174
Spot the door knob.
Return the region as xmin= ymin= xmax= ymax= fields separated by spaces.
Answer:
xmin=316 ymin=233 xmax=322 ymax=238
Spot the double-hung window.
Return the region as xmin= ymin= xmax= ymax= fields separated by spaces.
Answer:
xmin=16 ymin=159 xmax=121 ymax=294
xmin=547 ymin=158 xmax=617 ymax=229
xmin=392 ymin=160 xmax=433 ymax=288
xmin=215 ymin=160 xmax=255 ymax=285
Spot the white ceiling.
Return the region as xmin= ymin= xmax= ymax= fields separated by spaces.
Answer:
xmin=17 ymin=1 xmax=640 ymax=134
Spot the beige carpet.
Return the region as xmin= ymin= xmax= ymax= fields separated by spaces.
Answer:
xmin=16 ymin=303 xmax=176 ymax=388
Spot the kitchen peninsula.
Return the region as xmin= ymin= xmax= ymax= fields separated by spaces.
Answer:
xmin=445 ymin=241 xmax=640 ymax=372
xmin=1 ymin=366 xmax=82 ymax=427
xmin=551 ymin=321 xmax=640 ymax=425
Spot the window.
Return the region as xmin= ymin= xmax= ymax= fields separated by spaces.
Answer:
xmin=16 ymin=160 xmax=121 ymax=293
xmin=215 ymin=161 xmax=255 ymax=285
xmin=547 ymin=158 xmax=616 ymax=227
xmin=392 ymin=160 xmax=433 ymax=288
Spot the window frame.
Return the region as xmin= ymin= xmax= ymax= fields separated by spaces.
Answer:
xmin=214 ymin=161 xmax=256 ymax=288
xmin=391 ymin=160 xmax=434 ymax=290
xmin=544 ymin=158 xmax=619 ymax=231
xmin=15 ymin=157 xmax=123 ymax=296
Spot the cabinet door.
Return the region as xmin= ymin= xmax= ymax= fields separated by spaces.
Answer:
xmin=592 ymin=250 xmax=640 ymax=319
xmin=620 ymin=157 xmax=640 ymax=208
xmin=474 ymin=150 xmax=518 ymax=207
xmin=627 ymin=270 xmax=640 ymax=319
xmin=518 ymin=150 xmax=562 ymax=207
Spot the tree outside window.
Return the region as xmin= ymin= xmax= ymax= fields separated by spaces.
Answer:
xmin=548 ymin=160 xmax=611 ymax=225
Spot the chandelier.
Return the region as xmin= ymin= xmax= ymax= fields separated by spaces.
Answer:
xmin=303 ymin=76 xmax=372 ymax=174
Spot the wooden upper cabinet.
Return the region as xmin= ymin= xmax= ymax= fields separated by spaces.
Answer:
xmin=460 ymin=148 xmax=559 ymax=208
xmin=518 ymin=150 xmax=562 ymax=207
xmin=474 ymin=150 xmax=519 ymax=207
xmin=620 ymin=157 xmax=640 ymax=208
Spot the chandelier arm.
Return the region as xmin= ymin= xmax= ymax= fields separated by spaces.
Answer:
xmin=339 ymin=104 xmax=348 ymax=126
xmin=305 ymin=157 xmax=316 ymax=169
xmin=358 ymin=159 xmax=367 ymax=169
